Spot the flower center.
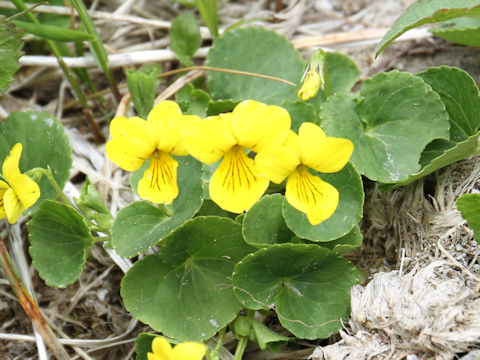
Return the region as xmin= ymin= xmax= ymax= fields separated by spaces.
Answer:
xmin=221 ymin=146 xmax=257 ymax=192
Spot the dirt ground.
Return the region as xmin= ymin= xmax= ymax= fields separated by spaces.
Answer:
xmin=1 ymin=1 xmax=480 ymax=359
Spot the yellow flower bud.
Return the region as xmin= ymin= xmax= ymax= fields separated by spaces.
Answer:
xmin=297 ymin=70 xmax=322 ymax=101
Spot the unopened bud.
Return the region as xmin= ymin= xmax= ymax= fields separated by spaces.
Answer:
xmin=297 ymin=50 xmax=326 ymax=101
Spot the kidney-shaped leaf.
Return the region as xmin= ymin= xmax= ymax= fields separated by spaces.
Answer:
xmin=206 ymin=26 xmax=303 ymax=104
xmin=320 ymin=71 xmax=450 ymax=183
xmin=27 ymin=200 xmax=94 ymax=287
xmin=121 ymin=216 xmax=256 ymax=342
xmin=233 ymin=243 xmax=358 ymax=339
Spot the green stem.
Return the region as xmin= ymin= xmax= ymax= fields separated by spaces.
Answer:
xmin=208 ymin=327 xmax=227 ymax=360
xmin=93 ymin=235 xmax=111 ymax=242
xmin=233 ymin=336 xmax=248 ymax=360
xmin=41 ymin=167 xmax=71 ymax=205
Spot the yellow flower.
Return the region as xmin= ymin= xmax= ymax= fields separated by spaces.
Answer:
xmin=182 ymin=100 xmax=291 ymax=213
xmin=0 ymin=143 xmax=40 ymax=224
xmin=256 ymin=122 xmax=353 ymax=225
xmin=147 ymin=336 xmax=207 ymax=360
xmin=105 ymin=101 xmax=199 ymax=204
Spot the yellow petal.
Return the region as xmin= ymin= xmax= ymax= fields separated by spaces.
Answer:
xmin=138 ymin=151 xmax=179 ymax=204
xmin=285 ymin=166 xmax=339 ymax=225
xmin=4 ymin=187 xmax=24 ymax=224
xmin=171 ymin=342 xmax=207 ymax=360
xmin=297 ymin=71 xmax=322 ymax=101
xmin=255 ymin=146 xmax=299 ymax=184
xmin=182 ymin=114 xmax=237 ymax=164
xmin=150 ymin=337 xmax=172 ymax=360
xmin=231 ymin=100 xmax=291 ymax=153
xmin=0 ymin=180 xmax=9 ymax=220
xmin=147 ymin=101 xmax=199 ymax=155
xmin=2 ymin=143 xmax=22 ymax=183
xmin=299 ymin=122 xmax=353 ymax=173
xmin=147 ymin=353 xmax=163 ymax=360
xmin=210 ymin=146 xmax=269 ymax=213
xmin=10 ymin=173 xmax=40 ymax=209
xmin=106 ymin=116 xmax=156 ymax=171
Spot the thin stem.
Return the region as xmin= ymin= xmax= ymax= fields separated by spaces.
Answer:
xmin=63 ymin=65 xmax=296 ymax=110
xmin=208 ymin=327 xmax=227 ymax=360
xmin=41 ymin=167 xmax=71 ymax=205
xmin=5 ymin=1 xmax=47 ymax=21
xmin=233 ymin=336 xmax=248 ymax=360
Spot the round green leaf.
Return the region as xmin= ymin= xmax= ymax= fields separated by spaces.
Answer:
xmin=0 ymin=111 xmax=72 ymax=213
xmin=27 ymin=200 xmax=94 ymax=287
xmin=206 ymin=26 xmax=303 ymax=104
xmin=115 ymin=156 xmax=203 ymax=257
xmin=242 ymin=194 xmax=294 ymax=247
xmin=320 ymin=71 xmax=450 ymax=183
xmin=121 ymin=216 xmax=256 ymax=342
xmin=233 ymin=243 xmax=358 ymax=339
xmin=282 ymin=163 xmax=364 ymax=241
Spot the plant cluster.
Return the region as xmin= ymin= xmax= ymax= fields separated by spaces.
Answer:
xmin=1 ymin=0 xmax=480 ymax=359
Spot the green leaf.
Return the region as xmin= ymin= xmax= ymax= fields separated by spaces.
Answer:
xmin=206 ymin=27 xmax=303 ymax=105
xmin=135 ymin=333 xmax=157 ymax=360
xmin=242 ymin=194 xmax=294 ymax=247
xmin=0 ymin=111 xmax=72 ymax=213
xmin=320 ymin=71 xmax=450 ymax=183
xmin=195 ymin=0 xmax=218 ymax=38
xmin=281 ymin=101 xmax=318 ymax=132
xmin=376 ymin=0 xmax=480 ymax=55
xmin=175 ymin=83 xmax=211 ymax=117
xmin=431 ymin=17 xmax=480 ymax=47
xmin=170 ymin=12 xmax=201 ymax=67
xmin=126 ymin=64 xmax=163 ymax=119
xmin=0 ymin=18 xmax=24 ymax=94
xmin=113 ymin=156 xmax=203 ymax=257
xmin=248 ymin=317 xmax=290 ymax=351
xmin=307 ymin=51 xmax=360 ymax=105
xmin=457 ymin=193 xmax=480 ymax=244
xmin=206 ymin=99 xmax=237 ymax=116
xmin=382 ymin=67 xmax=480 ymax=188
xmin=233 ymin=244 xmax=358 ymax=339
xmin=320 ymin=224 xmax=363 ymax=254
xmin=13 ymin=20 xmax=93 ymax=42
xmin=74 ymin=177 xmax=113 ymax=231
xmin=282 ymin=163 xmax=364 ymax=241
xmin=121 ymin=216 xmax=256 ymax=342
xmin=27 ymin=200 xmax=94 ymax=287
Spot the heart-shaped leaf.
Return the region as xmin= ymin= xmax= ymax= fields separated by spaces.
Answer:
xmin=320 ymin=71 xmax=450 ymax=183
xmin=121 ymin=216 xmax=256 ymax=341
xmin=233 ymin=243 xmax=358 ymax=339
